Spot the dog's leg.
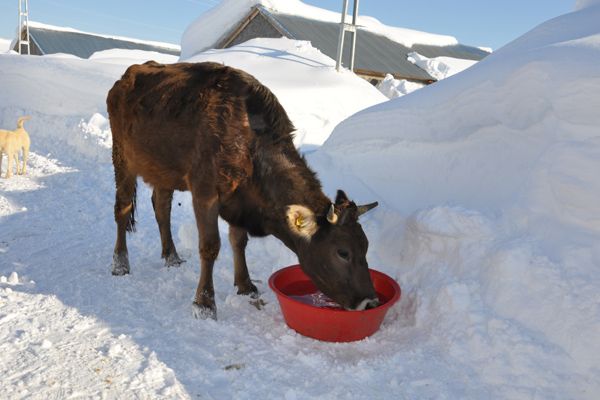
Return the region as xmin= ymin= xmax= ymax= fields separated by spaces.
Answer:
xmin=15 ymin=150 xmax=21 ymax=175
xmin=20 ymin=144 xmax=29 ymax=175
xmin=5 ymin=150 xmax=12 ymax=179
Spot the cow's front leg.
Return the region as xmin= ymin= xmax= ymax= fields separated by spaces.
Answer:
xmin=228 ymin=225 xmax=258 ymax=297
xmin=191 ymin=192 xmax=220 ymax=320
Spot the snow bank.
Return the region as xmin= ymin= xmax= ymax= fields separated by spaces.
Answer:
xmin=180 ymin=0 xmax=458 ymax=59
xmin=184 ymin=37 xmax=386 ymax=146
xmin=0 ymin=53 xmax=125 ymax=165
xmin=312 ymin=4 xmax=600 ymax=397
xmin=0 ymin=38 xmax=12 ymax=53
xmin=89 ymin=49 xmax=178 ymax=65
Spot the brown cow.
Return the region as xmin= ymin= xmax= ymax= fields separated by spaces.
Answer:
xmin=107 ymin=61 xmax=379 ymax=319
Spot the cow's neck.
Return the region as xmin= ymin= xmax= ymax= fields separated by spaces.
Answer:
xmin=253 ymin=138 xmax=330 ymax=250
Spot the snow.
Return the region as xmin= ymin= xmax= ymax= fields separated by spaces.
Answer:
xmin=407 ymin=51 xmax=479 ymax=81
xmin=1 ymin=3 xmax=600 ymax=399
xmin=311 ymin=3 xmax=600 ymax=398
xmin=89 ymin=49 xmax=179 ymax=65
xmin=0 ymin=38 xmax=12 ymax=53
xmin=375 ymin=52 xmax=478 ymax=100
xmin=0 ymin=286 xmax=189 ymax=398
xmin=180 ymin=0 xmax=459 ymax=59
xmin=376 ymin=74 xmax=426 ymax=99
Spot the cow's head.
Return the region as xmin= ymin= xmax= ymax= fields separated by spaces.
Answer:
xmin=286 ymin=190 xmax=379 ymax=310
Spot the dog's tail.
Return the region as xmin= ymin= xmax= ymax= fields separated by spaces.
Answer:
xmin=17 ymin=116 xmax=31 ymax=128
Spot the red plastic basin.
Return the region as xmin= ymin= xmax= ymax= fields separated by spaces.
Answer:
xmin=269 ymin=264 xmax=401 ymax=342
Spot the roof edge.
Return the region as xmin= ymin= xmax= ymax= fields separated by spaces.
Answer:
xmin=217 ymin=5 xmax=294 ymax=49
xmin=26 ymin=20 xmax=180 ymax=51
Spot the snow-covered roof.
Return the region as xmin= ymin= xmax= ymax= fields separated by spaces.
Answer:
xmin=18 ymin=21 xmax=180 ymax=58
xmin=180 ymin=0 xmax=489 ymax=81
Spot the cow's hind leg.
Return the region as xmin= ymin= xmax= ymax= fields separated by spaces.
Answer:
xmin=112 ymin=148 xmax=136 ymax=276
xmin=228 ymin=225 xmax=258 ymax=297
xmin=190 ymin=189 xmax=221 ymax=320
xmin=151 ymin=188 xmax=185 ymax=267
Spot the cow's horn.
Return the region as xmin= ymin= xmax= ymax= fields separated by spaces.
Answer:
xmin=357 ymin=202 xmax=379 ymax=216
xmin=327 ymin=204 xmax=338 ymax=224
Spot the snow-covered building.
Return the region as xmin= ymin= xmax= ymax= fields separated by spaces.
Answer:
xmin=12 ymin=21 xmax=180 ymax=58
xmin=181 ymin=1 xmax=490 ymax=84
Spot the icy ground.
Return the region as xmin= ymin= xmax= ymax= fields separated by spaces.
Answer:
xmin=2 ymin=1 xmax=600 ymax=399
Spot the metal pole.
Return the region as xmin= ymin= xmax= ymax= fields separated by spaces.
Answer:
xmin=349 ymin=0 xmax=359 ymax=71
xmin=17 ymin=0 xmax=30 ymax=55
xmin=335 ymin=0 xmax=349 ymax=71
xmin=25 ymin=1 xmax=30 ymax=55
xmin=18 ymin=0 xmax=22 ymax=54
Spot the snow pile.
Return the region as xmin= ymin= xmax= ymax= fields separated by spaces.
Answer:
xmin=76 ymin=113 xmax=113 ymax=160
xmin=0 ymin=38 xmax=12 ymax=53
xmin=376 ymin=53 xmax=477 ymax=99
xmin=181 ymin=0 xmax=459 ymax=58
xmin=407 ymin=51 xmax=479 ymax=80
xmin=89 ymin=49 xmax=178 ymax=65
xmin=376 ymin=74 xmax=426 ymax=99
xmin=185 ymin=37 xmax=386 ymax=146
xmin=312 ymin=4 xmax=600 ymax=397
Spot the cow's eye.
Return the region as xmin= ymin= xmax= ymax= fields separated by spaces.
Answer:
xmin=337 ymin=249 xmax=350 ymax=261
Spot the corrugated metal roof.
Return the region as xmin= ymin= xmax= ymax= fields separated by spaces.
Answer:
xmin=259 ymin=8 xmax=489 ymax=81
xmin=28 ymin=27 xmax=180 ymax=58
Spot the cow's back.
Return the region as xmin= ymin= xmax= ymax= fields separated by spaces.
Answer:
xmin=107 ymin=61 xmax=256 ymax=192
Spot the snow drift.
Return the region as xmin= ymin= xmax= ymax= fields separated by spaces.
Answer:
xmin=314 ymin=4 xmax=600 ymax=397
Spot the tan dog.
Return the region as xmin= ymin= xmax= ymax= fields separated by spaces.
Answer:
xmin=0 ymin=116 xmax=31 ymax=178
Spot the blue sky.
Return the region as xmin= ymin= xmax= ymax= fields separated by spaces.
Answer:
xmin=0 ymin=0 xmax=573 ymax=50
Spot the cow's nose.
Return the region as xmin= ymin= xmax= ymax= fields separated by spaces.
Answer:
xmin=365 ymin=298 xmax=380 ymax=309
xmin=352 ymin=297 xmax=380 ymax=311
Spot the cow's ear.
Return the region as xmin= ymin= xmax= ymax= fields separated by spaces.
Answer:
xmin=335 ymin=190 xmax=349 ymax=205
xmin=286 ymin=205 xmax=318 ymax=240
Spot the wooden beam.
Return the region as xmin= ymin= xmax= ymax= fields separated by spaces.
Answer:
xmin=218 ymin=8 xmax=260 ymax=49
xmin=353 ymin=68 xmax=435 ymax=84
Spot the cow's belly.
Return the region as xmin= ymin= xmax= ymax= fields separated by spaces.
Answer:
xmin=124 ymin=145 xmax=190 ymax=191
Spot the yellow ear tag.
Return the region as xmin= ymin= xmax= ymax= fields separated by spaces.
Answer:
xmin=295 ymin=216 xmax=304 ymax=228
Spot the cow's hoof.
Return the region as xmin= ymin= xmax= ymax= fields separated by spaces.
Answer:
xmin=164 ymin=253 xmax=185 ymax=268
xmin=192 ymin=302 xmax=217 ymax=320
xmin=236 ymin=280 xmax=259 ymax=298
xmin=112 ymin=253 xmax=130 ymax=276
xmin=112 ymin=264 xmax=130 ymax=276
